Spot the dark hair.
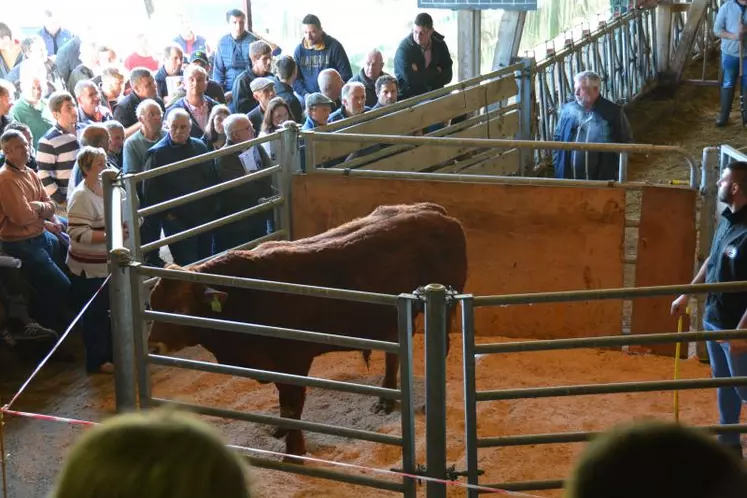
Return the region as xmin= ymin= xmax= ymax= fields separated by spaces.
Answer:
xmin=726 ymin=161 xmax=747 ymax=193
xmin=274 ymin=55 xmax=296 ymax=81
xmin=375 ymin=75 xmax=397 ymax=96
xmin=20 ymin=37 xmax=37 ymax=57
xmin=565 ymin=421 xmax=747 ymax=498
xmin=162 ymin=44 xmax=183 ymax=59
xmin=226 ymin=9 xmax=245 ymax=22
xmin=414 ymin=13 xmax=434 ymax=29
xmin=261 ymin=97 xmax=292 ymax=134
xmin=48 ymin=90 xmax=75 ymax=114
xmin=5 ymin=121 xmax=31 ymax=137
xmin=249 ymin=40 xmax=271 ymax=60
xmin=302 ymin=14 xmax=321 ymax=28
xmin=0 ymin=23 xmax=12 ymax=40
xmin=204 ymin=104 xmax=230 ymax=144
xmin=129 ymin=68 xmax=153 ymax=87
xmin=0 ymin=129 xmax=25 ymax=149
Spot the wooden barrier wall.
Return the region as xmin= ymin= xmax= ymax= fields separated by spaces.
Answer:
xmin=293 ymin=174 xmax=624 ymax=339
xmin=309 ymin=76 xmax=522 ymax=175
xmin=291 ymin=175 xmax=698 ymax=342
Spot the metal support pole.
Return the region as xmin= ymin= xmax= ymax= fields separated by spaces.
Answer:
xmin=618 ymin=152 xmax=629 ymax=182
xmin=128 ymin=262 xmax=151 ymax=407
xmin=697 ymin=146 xmax=720 ymax=362
xmin=423 ymin=283 xmax=448 ymax=498
xmin=516 ymin=58 xmax=535 ymax=176
xmin=397 ymin=295 xmax=417 ymax=498
xmin=103 ymin=170 xmax=137 ymax=412
xmin=277 ymin=125 xmax=299 ymax=239
xmin=460 ymin=296 xmax=479 ymax=498
xmin=122 ymin=175 xmax=142 ymax=260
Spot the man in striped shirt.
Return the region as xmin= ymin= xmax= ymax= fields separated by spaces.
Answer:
xmin=37 ymin=91 xmax=83 ymax=209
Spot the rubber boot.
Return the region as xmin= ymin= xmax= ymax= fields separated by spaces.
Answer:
xmin=716 ymin=87 xmax=735 ymax=127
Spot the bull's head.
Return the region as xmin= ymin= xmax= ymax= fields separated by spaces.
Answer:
xmin=147 ymin=264 xmax=229 ymax=355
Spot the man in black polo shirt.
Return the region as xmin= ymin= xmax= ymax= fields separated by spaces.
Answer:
xmin=113 ymin=68 xmax=164 ymax=138
xmin=672 ymin=160 xmax=747 ymax=459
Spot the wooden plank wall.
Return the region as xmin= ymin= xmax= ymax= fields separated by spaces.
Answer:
xmin=631 ymin=186 xmax=697 ymax=357
xmin=311 ymin=76 xmax=520 ymax=166
xmin=292 ymin=175 xmax=626 ymax=339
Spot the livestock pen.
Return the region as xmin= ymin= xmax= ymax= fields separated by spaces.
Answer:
xmin=86 ymin=127 xmax=747 ymax=497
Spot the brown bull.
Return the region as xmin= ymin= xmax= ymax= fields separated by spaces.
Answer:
xmin=148 ymin=203 xmax=467 ymax=460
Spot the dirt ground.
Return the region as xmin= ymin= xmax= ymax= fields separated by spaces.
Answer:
xmin=2 ymin=62 xmax=747 ymax=498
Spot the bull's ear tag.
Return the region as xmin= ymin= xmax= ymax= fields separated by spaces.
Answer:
xmin=211 ymin=295 xmax=223 ymax=313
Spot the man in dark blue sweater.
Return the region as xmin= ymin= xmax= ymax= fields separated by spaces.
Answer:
xmin=142 ymin=108 xmax=218 ymax=266
xmin=292 ymin=14 xmax=352 ymax=102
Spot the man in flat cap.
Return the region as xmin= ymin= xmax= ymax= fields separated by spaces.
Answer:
xmin=246 ymin=77 xmax=276 ymax=137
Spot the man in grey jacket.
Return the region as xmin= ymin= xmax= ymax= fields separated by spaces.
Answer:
xmin=714 ymin=0 xmax=747 ymax=127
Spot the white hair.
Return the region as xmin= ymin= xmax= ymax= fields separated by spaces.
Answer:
xmin=574 ymin=70 xmax=602 ymax=90
xmin=135 ymin=99 xmax=163 ymax=119
xmin=166 ymin=108 xmax=191 ymax=126
xmin=222 ymin=113 xmax=251 ymax=141
xmin=341 ymin=81 xmax=365 ymax=101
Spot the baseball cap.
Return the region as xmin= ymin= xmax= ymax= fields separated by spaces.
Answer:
xmin=190 ymin=50 xmax=209 ymax=65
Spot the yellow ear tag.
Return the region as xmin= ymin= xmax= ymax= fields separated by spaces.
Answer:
xmin=211 ymin=295 xmax=223 ymax=313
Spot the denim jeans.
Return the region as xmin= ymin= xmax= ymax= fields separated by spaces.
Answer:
xmin=1 ymin=231 xmax=71 ymax=332
xmin=71 ymin=273 xmax=112 ymax=372
xmin=705 ymin=321 xmax=747 ymax=447
xmin=721 ymin=54 xmax=747 ymax=89
xmin=161 ymin=217 xmax=214 ymax=266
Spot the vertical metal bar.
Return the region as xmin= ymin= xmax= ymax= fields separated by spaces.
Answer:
xmin=122 ymin=175 xmax=142 ymax=260
xmin=697 ymin=147 xmax=720 ymax=362
xmin=277 ymin=126 xmax=298 ymax=239
xmin=424 ymin=283 xmax=448 ymax=498
xmin=517 ymin=58 xmax=534 ymax=176
xmin=618 ymin=152 xmax=628 ymax=183
xmin=102 ymin=170 xmax=137 ymax=412
xmin=128 ymin=263 xmax=151 ymax=407
xmin=461 ymin=296 xmax=479 ymax=498
xmin=397 ymin=295 xmax=417 ymax=498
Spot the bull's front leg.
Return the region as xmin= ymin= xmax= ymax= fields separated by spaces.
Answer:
xmin=373 ymin=352 xmax=398 ymax=414
xmin=275 ymin=382 xmax=307 ymax=463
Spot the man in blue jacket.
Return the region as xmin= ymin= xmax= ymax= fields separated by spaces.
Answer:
xmin=553 ymin=70 xmax=633 ymax=181
xmin=213 ymin=9 xmax=257 ymax=98
xmin=293 ymin=14 xmax=352 ymax=102
xmin=714 ymin=0 xmax=747 ymax=127
xmin=394 ymin=13 xmax=453 ymax=100
xmin=142 ymin=109 xmax=217 ymax=266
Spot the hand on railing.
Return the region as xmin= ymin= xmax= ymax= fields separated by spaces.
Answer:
xmin=670 ymin=294 xmax=689 ymax=317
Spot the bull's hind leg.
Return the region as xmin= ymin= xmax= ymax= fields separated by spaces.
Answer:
xmin=374 ymin=352 xmax=398 ymax=414
xmin=276 ymin=383 xmax=307 ymax=463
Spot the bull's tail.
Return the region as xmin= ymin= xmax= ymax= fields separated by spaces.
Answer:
xmin=361 ymin=349 xmax=371 ymax=369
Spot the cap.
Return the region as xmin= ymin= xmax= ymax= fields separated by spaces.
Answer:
xmin=190 ymin=50 xmax=209 ymax=65
xmin=250 ymin=77 xmax=275 ymax=93
xmin=305 ymin=92 xmax=334 ymax=108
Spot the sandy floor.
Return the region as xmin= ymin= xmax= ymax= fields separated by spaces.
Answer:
xmin=0 ymin=330 xmax=726 ymax=498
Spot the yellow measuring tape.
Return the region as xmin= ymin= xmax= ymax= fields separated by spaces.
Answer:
xmin=673 ymin=307 xmax=689 ymax=423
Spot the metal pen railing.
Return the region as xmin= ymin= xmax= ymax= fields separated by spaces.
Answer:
xmin=459 ymin=278 xmax=747 ymax=495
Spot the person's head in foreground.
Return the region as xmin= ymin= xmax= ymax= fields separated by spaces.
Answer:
xmin=564 ymin=421 xmax=747 ymax=498
xmin=50 ymin=409 xmax=252 ymax=498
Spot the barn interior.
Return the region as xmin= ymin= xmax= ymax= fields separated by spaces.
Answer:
xmin=2 ymin=1 xmax=746 ymax=497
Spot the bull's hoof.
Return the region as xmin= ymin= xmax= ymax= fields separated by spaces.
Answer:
xmin=272 ymin=426 xmax=289 ymax=439
xmin=282 ymin=454 xmax=305 ymax=465
xmin=373 ymin=398 xmax=395 ymax=414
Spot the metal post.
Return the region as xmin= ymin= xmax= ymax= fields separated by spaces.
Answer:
xmin=122 ymin=175 xmax=142 ymax=260
xmin=516 ymin=58 xmax=535 ymax=176
xmin=102 ymin=170 xmax=137 ymax=412
xmin=277 ymin=126 xmax=299 ymax=239
xmin=397 ymin=295 xmax=417 ymax=498
xmin=618 ymin=152 xmax=629 ymax=182
xmin=128 ymin=262 xmax=151 ymax=407
xmin=697 ymin=146 xmax=720 ymax=362
xmin=423 ymin=283 xmax=448 ymax=498
xmin=461 ymin=296 xmax=479 ymax=498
